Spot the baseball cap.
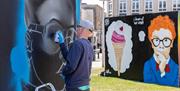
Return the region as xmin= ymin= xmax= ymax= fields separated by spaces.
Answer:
xmin=78 ymin=20 xmax=94 ymax=32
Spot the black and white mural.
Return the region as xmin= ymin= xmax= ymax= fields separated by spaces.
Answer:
xmin=0 ymin=0 xmax=80 ymax=91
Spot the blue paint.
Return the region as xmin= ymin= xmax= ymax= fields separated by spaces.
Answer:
xmin=76 ymin=0 xmax=81 ymax=24
xmin=10 ymin=0 xmax=30 ymax=91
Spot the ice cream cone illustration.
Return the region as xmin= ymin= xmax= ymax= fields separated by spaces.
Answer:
xmin=111 ymin=27 xmax=125 ymax=76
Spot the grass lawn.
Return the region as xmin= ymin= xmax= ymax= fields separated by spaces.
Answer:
xmin=90 ymin=68 xmax=180 ymax=91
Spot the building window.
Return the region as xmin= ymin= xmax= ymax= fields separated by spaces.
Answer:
xmin=158 ymin=0 xmax=166 ymax=12
xmin=172 ymin=0 xmax=180 ymax=11
xmin=119 ymin=0 xmax=127 ymax=16
xmin=145 ymin=0 xmax=153 ymax=13
xmin=132 ymin=0 xmax=140 ymax=15
xmin=108 ymin=1 xmax=113 ymax=16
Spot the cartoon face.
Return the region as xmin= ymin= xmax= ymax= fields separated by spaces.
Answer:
xmin=151 ymin=28 xmax=174 ymax=58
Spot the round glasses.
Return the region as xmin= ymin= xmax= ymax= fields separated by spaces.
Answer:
xmin=151 ymin=37 xmax=172 ymax=48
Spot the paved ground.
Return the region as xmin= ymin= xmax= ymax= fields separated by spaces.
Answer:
xmin=92 ymin=53 xmax=103 ymax=68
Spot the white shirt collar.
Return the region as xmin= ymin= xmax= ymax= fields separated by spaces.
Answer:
xmin=153 ymin=54 xmax=170 ymax=64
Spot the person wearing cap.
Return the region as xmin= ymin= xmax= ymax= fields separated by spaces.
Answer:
xmin=58 ymin=20 xmax=94 ymax=91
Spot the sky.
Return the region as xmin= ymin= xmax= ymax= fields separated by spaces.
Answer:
xmin=82 ymin=0 xmax=103 ymax=7
xmin=82 ymin=0 xmax=107 ymax=12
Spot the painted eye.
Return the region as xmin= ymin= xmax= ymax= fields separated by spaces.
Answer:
xmin=163 ymin=38 xmax=171 ymax=47
xmin=152 ymin=38 xmax=160 ymax=47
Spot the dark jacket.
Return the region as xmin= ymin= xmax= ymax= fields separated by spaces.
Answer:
xmin=60 ymin=38 xmax=94 ymax=88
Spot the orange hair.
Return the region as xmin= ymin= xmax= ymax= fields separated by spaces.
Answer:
xmin=148 ymin=15 xmax=176 ymax=40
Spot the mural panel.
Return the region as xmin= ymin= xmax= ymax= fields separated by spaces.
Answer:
xmin=105 ymin=11 xmax=179 ymax=87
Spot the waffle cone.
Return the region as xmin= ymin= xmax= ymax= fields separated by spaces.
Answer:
xmin=112 ymin=42 xmax=124 ymax=76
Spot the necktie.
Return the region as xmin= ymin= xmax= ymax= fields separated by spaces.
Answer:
xmin=156 ymin=62 xmax=170 ymax=72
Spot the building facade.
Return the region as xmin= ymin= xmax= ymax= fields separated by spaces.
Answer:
xmin=81 ymin=3 xmax=104 ymax=30
xmin=107 ymin=0 xmax=180 ymax=17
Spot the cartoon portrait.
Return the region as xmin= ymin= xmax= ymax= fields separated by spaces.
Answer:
xmin=106 ymin=20 xmax=133 ymax=76
xmin=143 ymin=15 xmax=179 ymax=86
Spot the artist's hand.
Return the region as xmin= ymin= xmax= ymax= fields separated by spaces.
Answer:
xmin=156 ymin=52 xmax=166 ymax=73
xmin=58 ymin=31 xmax=64 ymax=44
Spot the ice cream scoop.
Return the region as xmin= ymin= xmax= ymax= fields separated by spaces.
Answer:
xmin=111 ymin=31 xmax=125 ymax=43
